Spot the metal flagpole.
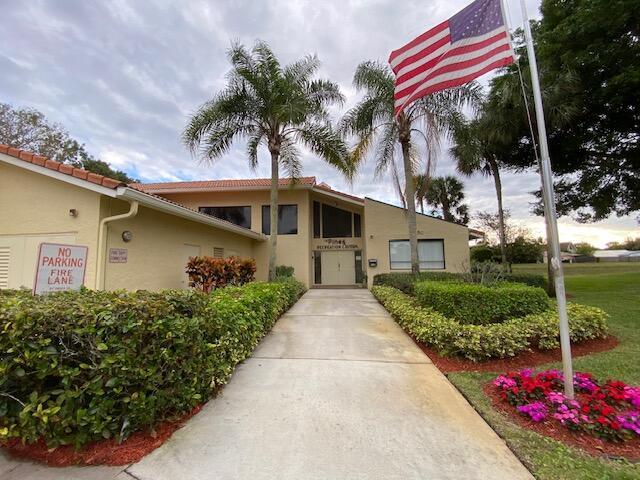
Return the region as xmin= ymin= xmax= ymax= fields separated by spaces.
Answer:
xmin=517 ymin=0 xmax=574 ymax=398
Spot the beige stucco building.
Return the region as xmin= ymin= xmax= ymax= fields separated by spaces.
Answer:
xmin=1 ymin=145 xmax=477 ymax=291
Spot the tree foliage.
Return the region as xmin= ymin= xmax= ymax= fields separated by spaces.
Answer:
xmin=423 ymin=175 xmax=470 ymax=225
xmin=0 ymin=103 xmax=135 ymax=183
xmin=477 ymin=0 xmax=639 ymax=222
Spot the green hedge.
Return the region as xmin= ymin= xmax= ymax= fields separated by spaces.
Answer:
xmin=0 ymin=279 xmax=305 ymax=447
xmin=372 ymin=271 xmax=548 ymax=293
xmin=372 ymin=272 xmax=462 ymax=294
xmin=414 ymin=281 xmax=550 ymax=325
xmin=371 ymin=286 xmax=608 ymax=362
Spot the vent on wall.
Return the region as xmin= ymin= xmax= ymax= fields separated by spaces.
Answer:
xmin=0 ymin=246 xmax=10 ymax=289
xmin=213 ymin=247 xmax=224 ymax=259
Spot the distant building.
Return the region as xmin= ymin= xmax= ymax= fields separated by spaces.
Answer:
xmin=543 ymin=242 xmax=579 ymax=263
xmin=593 ymin=249 xmax=634 ymax=262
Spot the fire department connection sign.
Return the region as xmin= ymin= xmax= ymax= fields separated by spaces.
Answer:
xmin=33 ymin=243 xmax=88 ymax=295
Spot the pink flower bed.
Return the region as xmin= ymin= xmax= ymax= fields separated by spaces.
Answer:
xmin=493 ymin=369 xmax=640 ymax=442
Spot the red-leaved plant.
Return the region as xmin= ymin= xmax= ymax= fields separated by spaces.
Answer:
xmin=186 ymin=256 xmax=256 ymax=293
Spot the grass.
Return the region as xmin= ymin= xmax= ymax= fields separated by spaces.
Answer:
xmin=449 ymin=268 xmax=640 ymax=479
xmin=513 ymin=262 xmax=640 ymax=277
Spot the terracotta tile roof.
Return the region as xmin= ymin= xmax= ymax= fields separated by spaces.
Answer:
xmin=135 ymin=176 xmax=317 ymax=192
xmin=0 ymin=144 xmax=125 ymax=189
xmin=137 ymin=176 xmax=365 ymax=204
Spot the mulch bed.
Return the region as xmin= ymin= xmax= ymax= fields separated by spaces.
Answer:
xmin=412 ymin=336 xmax=619 ymax=374
xmin=1 ymin=405 xmax=202 ymax=467
xmin=483 ymin=382 xmax=640 ymax=461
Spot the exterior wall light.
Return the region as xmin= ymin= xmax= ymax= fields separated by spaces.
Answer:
xmin=121 ymin=230 xmax=134 ymax=243
xmin=69 ymin=208 xmax=78 ymax=217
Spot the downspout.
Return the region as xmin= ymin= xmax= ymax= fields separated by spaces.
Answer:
xmin=96 ymin=200 xmax=139 ymax=290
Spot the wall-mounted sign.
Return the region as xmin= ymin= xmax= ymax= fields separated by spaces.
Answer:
xmin=315 ymin=238 xmax=360 ymax=251
xmin=33 ymin=243 xmax=88 ymax=295
xmin=109 ymin=248 xmax=128 ymax=263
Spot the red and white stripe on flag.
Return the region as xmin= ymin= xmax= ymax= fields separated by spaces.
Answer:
xmin=389 ymin=0 xmax=515 ymax=117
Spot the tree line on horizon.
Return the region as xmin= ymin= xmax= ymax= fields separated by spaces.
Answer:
xmin=1 ymin=0 xmax=636 ymax=283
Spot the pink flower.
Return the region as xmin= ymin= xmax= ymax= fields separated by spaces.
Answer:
xmin=517 ymin=402 xmax=548 ymax=422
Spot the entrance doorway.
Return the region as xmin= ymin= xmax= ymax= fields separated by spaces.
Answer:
xmin=320 ymin=251 xmax=356 ymax=285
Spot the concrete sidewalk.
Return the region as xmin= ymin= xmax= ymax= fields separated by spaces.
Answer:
xmin=2 ymin=288 xmax=533 ymax=480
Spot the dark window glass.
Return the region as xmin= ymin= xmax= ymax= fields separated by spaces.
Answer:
xmin=313 ymin=201 xmax=321 ymax=238
xmin=322 ymin=204 xmax=353 ymax=238
xmin=199 ymin=206 xmax=251 ymax=229
xmin=262 ymin=205 xmax=298 ymax=235
xmin=354 ymin=213 xmax=362 ymax=238
xmin=355 ymin=250 xmax=364 ymax=284
xmin=314 ymin=251 xmax=322 ymax=284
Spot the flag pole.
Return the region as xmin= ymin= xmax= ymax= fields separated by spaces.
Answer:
xmin=517 ymin=0 xmax=574 ymax=398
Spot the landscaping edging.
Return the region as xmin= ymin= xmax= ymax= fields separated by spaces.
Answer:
xmin=412 ymin=335 xmax=619 ymax=373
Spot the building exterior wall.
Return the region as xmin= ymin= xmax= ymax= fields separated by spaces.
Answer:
xmin=103 ymin=199 xmax=257 ymax=291
xmin=363 ymin=198 xmax=470 ymax=286
xmin=0 ymin=160 xmax=103 ymax=289
xmin=154 ymin=188 xmax=312 ymax=286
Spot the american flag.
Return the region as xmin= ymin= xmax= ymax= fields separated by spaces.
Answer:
xmin=389 ymin=0 xmax=515 ymax=116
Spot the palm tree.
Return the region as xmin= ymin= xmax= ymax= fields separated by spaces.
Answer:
xmin=183 ymin=41 xmax=351 ymax=281
xmin=414 ymin=173 xmax=429 ymax=214
xmin=451 ymin=109 xmax=509 ymax=264
xmin=341 ymin=61 xmax=479 ymax=274
xmin=424 ymin=176 xmax=469 ymax=225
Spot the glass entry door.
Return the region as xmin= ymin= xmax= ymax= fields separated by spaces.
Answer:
xmin=320 ymin=251 xmax=356 ymax=285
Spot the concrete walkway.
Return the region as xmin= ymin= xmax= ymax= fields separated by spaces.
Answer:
xmin=1 ymin=288 xmax=532 ymax=480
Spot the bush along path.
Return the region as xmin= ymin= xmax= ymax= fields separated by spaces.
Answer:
xmin=0 ymin=278 xmax=306 ymax=465
xmin=371 ymin=285 xmax=609 ymax=362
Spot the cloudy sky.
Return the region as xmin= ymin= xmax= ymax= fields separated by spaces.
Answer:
xmin=1 ymin=0 xmax=637 ymax=247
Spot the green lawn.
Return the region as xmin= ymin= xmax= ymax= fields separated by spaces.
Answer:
xmin=449 ymin=269 xmax=640 ymax=479
xmin=513 ymin=261 xmax=640 ymax=277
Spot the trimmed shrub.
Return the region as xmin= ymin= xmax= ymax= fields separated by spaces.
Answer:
xmin=0 ymin=279 xmax=305 ymax=447
xmin=414 ymin=281 xmax=550 ymax=325
xmin=186 ymin=256 xmax=256 ymax=292
xmin=275 ymin=265 xmax=295 ymax=278
xmin=371 ymin=286 xmax=608 ymax=362
xmin=372 ymin=272 xmax=462 ymax=294
xmin=372 ymin=270 xmax=548 ymax=293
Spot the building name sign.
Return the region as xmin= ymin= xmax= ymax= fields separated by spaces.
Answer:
xmin=109 ymin=248 xmax=128 ymax=263
xmin=315 ymin=238 xmax=360 ymax=251
xmin=33 ymin=243 xmax=88 ymax=295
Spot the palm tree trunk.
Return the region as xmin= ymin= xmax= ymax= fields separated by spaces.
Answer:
xmin=268 ymin=150 xmax=279 ymax=281
xmin=400 ymin=139 xmax=419 ymax=275
xmin=489 ymin=159 xmax=508 ymax=267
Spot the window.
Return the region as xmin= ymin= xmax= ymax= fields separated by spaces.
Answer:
xmin=313 ymin=201 xmax=321 ymax=238
xmin=199 ymin=206 xmax=251 ymax=229
xmin=321 ymin=204 xmax=353 ymax=238
xmin=213 ymin=247 xmax=224 ymax=258
xmin=389 ymin=239 xmax=445 ymax=270
xmin=262 ymin=205 xmax=298 ymax=235
xmin=354 ymin=213 xmax=362 ymax=238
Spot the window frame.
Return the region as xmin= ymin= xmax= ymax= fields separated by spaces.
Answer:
xmin=388 ymin=239 xmax=446 ymax=270
xmin=261 ymin=204 xmax=299 ymax=235
xmin=198 ymin=205 xmax=252 ymax=229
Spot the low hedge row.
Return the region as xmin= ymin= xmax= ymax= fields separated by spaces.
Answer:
xmin=371 ymin=286 xmax=609 ymax=362
xmin=0 ymin=279 xmax=305 ymax=447
xmin=372 ymin=271 xmax=548 ymax=294
xmin=414 ymin=281 xmax=550 ymax=325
